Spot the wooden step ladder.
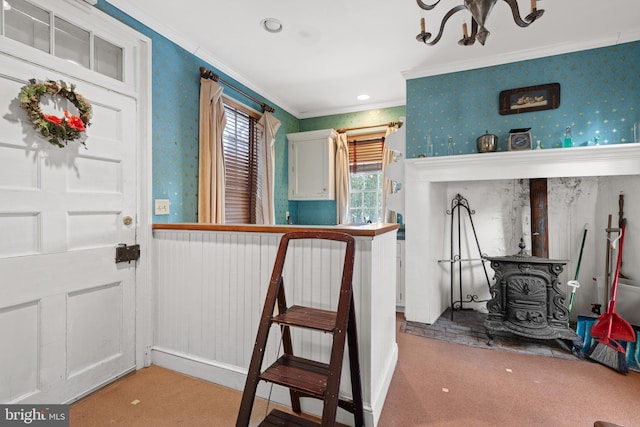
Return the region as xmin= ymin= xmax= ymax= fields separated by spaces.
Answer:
xmin=236 ymin=231 xmax=364 ymax=427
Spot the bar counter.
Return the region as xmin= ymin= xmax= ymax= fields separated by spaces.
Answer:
xmin=152 ymin=222 xmax=399 ymax=236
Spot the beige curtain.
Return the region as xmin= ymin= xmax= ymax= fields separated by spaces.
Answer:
xmin=198 ymin=78 xmax=227 ymax=223
xmin=381 ymin=126 xmax=397 ymax=224
xmin=335 ymin=132 xmax=350 ymax=224
xmin=256 ymin=112 xmax=281 ymax=224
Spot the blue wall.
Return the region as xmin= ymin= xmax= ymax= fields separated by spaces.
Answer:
xmin=295 ymin=106 xmax=406 ymax=225
xmin=407 ymin=42 xmax=639 ymax=158
xmin=98 ymin=1 xmax=299 ymax=224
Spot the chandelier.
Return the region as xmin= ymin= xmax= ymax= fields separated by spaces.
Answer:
xmin=415 ymin=0 xmax=544 ymax=46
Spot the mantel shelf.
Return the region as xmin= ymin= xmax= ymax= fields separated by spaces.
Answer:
xmin=406 ymin=143 xmax=640 ymax=183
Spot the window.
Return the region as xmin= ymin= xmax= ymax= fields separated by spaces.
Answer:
xmin=350 ymin=171 xmax=383 ymax=223
xmin=3 ymin=0 xmax=50 ymax=53
xmin=54 ymin=16 xmax=90 ymax=68
xmin=347 ymin=131 xmax=385 ymax=223
xmin=1 ymin=0 xmax=124 ymax=81
xmin=94 ymin=36 xmax=123 ymax=81
xmin=222 ymin=99 xmax=263 ymax=224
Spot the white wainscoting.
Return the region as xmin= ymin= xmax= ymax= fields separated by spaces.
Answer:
xmin=152 ymin=228 xmax=398 ymax=426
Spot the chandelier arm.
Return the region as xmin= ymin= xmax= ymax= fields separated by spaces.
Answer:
xmin=416 ymin=0 xmax=443 ymax=11
xmin=424 ymin=5 xmax=467 ymax=46
xmin=502 ymin=0 xmax=534 ymax=27
xmin=469 ymin=18 xmax=478 ymax=42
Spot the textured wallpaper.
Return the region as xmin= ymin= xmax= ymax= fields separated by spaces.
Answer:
xmin=407 ymin=42 xmax=639 ymax=158
xmin=99 ymin=1 xmax=299 ymax=224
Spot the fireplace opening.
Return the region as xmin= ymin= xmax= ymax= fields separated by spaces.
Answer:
xmin=404 ymin=144 xmax=640 ymax=326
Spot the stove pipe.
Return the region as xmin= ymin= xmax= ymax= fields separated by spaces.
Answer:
xmin=530 ymin=178 xmax=549 ymax=258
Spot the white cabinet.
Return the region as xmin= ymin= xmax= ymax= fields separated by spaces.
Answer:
xmin=288 ymin=129 xmax=337 ymax=200
xmin=396 ymin=240 xmax=405 ymax=310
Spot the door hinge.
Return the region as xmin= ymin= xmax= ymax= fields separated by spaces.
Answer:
xmin=116 ymin=243 xmax=141 ymax=264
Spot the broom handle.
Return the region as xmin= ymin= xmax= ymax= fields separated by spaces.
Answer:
xmin=574 ymin=227 xmax=588 ymax=281
xmin=605 ymin=214 xmax=612 ymax=304
xmin=609 ymin=220 xmax=626 ymax=312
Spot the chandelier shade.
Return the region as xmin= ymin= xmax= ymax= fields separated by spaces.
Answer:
xmin=416 ymin=0 xmax=544 ymax=46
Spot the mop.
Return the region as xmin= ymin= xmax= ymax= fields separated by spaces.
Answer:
xmin=567 ymin=224 xmax=588 ymax=320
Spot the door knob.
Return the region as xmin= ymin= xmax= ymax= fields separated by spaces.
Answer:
xmin=123 ymin=216 xmax=133 ymax=226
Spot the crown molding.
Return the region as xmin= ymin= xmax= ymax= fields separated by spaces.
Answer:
xmin=297 ymin=99 xmax=406 ymax=120
xmin=403 ymin=32 xmax=640 ymax=80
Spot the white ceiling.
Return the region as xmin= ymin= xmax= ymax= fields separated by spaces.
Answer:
xmin=106 ymin=0 xmax=640 ymax=119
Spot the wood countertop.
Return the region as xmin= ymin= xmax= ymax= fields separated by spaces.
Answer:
xmin=152 ymin=222 xmax=400 ymax=237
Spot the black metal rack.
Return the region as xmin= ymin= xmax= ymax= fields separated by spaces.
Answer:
xmin=439 ymin=194 xmax=492 ymax=319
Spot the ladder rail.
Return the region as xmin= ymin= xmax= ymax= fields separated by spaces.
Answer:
xmin=346 ymin=293 xmax=365 ymax=427
xmin=320 ymin=235 xmax=355 ymax=426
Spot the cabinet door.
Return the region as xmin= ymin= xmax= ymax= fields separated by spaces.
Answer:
xmin=288 ymin=130 xmax=336 ymax=200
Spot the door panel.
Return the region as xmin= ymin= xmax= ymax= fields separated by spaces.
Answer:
xmin=0 ymin=301 xmax=39 ymax=401
xmin=0 ymin=53 xmax=137 ymax=403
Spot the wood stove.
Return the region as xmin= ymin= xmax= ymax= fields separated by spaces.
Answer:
xmin=485 ymin=241 xmax=578 ymax=345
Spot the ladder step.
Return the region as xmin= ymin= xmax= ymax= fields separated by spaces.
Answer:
xmin=272 ymin=305 xmax=336 ymax=332
xmin=258 ymin=409 xmax=320 ymax=427
xmin=260 ymin=355 xmax=328 ymax=397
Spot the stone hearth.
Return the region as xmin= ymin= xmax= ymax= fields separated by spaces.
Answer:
xmin=400 ymin=309 xmax=576 ymax=360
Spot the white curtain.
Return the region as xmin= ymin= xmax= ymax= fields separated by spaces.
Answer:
xmin=198 ymin=78 xmax=226 ymax=223
xmin=381 ymin=126 xmax=397 ymax=224
xmin=256 ymin=112 xmax=281 ymax=224
xmin=335 ymin=132 xmax=350 ymax=224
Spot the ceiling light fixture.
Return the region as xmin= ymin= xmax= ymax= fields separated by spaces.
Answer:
xmin=260 ymin=18 xmax=283 ymax=34
xmin=415 ymin=0 xmax=544 ymax=46
xmin=357 ymin=94 xmax=370 ymax=101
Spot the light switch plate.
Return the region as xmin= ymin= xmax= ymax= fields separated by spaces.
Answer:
xmin=155 ymin=199 xmax=170 ymax=215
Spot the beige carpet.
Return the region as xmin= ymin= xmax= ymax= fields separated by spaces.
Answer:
xmin=71 ymin=365 xmax=272 ymax=427
xmin=70 ymin=366 xmax=347 ymax=427
xmin=71 ymin=314 xmax=640 ymax=426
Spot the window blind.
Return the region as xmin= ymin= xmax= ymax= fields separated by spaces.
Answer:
xmin=222 ymin=103 xmax=263 ymax=224
xmin=348 ymin=130 xmax=386 ymax=173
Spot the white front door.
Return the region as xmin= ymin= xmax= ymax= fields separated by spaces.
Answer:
xmin=0 ymin=53 xmax=139 ymax=403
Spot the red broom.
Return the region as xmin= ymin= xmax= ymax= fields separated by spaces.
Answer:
xmin=587 ymin=219 xmax=636 ymax=373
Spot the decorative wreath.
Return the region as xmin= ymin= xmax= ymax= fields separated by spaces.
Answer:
xmin=19 ymin=79 xmax=92 ymax=148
